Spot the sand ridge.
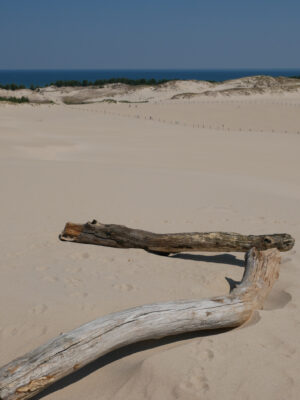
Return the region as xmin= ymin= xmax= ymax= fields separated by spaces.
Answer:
xmin=1 ymin=76 xmax=300 ymax=105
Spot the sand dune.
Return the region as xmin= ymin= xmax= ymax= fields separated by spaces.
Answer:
xmin=1 ymin=76 xmax=300 ymax=105
xmin=0 ymin=87 xmax=299 ymax=399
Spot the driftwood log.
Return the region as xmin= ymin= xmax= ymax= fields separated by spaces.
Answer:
xmin=0 ymin=248 xmax=281 ymax=400
xmin=59 ymin=220 xmax=294 ymax=253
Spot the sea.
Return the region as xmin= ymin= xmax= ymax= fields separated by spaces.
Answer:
xmin=0 ymin=69 xmax=299 ymax=88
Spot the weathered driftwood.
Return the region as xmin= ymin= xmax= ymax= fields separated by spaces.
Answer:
xmin=0 ymin=248 xmax=281 ymax=400
xmin=59 ymin=220 xmax=294 ymax=253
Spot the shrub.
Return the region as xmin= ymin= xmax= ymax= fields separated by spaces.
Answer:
xmin=0 ymin=96 xmax=29 ymax=103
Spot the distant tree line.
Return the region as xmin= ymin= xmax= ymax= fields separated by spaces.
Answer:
xmin=1 ymin=75 xmax=299 ymax=91
xmin=0 ymin=78 xmax=171 ymax=91
xmin=0 ymin=83 xmax=26 ymax=90
xmin=0 ymin=96 xmax=29 ymax=103
xmin=47 ymin=77 xmax=170 ymax=88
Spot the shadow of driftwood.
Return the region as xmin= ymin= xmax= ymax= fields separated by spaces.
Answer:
xmin=225 ymin=276 xmax=240 ymax=291
xmin=171 ymin=252 xmax=244 ymax=267
xmin=31 ymin=328 xmax=231 ymax=400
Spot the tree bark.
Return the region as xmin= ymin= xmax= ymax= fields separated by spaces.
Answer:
xmin=0 ymin=248 xmax=281 ymax=400
xmin=59 ymin=220 xmax=294 ymax=253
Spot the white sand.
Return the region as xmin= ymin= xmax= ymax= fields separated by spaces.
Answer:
xmin=0 ymin=85 xmax=300 ymax=399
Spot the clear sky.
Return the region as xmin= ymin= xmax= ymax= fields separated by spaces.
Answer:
xmin=0 ymin=0 xmax=299 ymax=69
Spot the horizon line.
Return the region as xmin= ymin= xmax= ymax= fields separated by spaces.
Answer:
xmin=0 ymin=67 xmax=300 ymax=71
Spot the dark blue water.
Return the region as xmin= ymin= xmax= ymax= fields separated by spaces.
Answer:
xmin=0 ymin=69 xmax=299 ymax=88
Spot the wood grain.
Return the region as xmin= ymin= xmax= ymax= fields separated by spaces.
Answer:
xmin=0 ymin=248 xmax=281 ymax=400
xmin=59 ymin=220 xmax=294 ymax=253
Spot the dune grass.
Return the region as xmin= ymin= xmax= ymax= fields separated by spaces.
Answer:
xmin=0 ymin=96 xmax=29 ymax=104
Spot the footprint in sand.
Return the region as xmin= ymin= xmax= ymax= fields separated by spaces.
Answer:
xmin=35 ymin=265 xmax=49 ymax=272
xmin=112 ymin=283 xmax=135 ymax=292
xmin=30 ymin=304 xmax=48 ymax=315
xmin=264 ymin=289 xmax=292 ymax=311
xmin=42 ymin=275 xmax=59 ymax=283
xmin=10 ymin=327 xmax=19 ymax=337
xmin=0 ymin=326 xmax=12 ymax=338
xmin=204 ymin=349 xmax=214 ymax=360
xmin=281 ymin=255 xmax=295 ymax=265
xmin=70 ymin=252 xmax=90 ymax=261
xmin=40 ymin=326 xmax=48 ymax=336
xmin=268 ymin=335 xmax=297 ymax=358
xmin=175 ymin=366 xmax=210 ymax=397
xmin=194 ymin=340 xmax=214 ymax=361
xmin=69 ymin=291 xmax=88 ymax=300
xmin=64 ymin=277 xmax=82 ymax=288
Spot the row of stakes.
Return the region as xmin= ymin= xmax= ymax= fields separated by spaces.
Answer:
xmin=68 ymin=105 xmax=300 ymax=135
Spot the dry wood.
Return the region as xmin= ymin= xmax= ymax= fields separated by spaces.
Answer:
xmin=0 ymin=248 xmax=281 ymax=400
xmin=59 ymin=220 xmax=294 ymax=253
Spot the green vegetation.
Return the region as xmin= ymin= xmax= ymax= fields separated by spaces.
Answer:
xmin=1 ymin=78 xmax=171 ymax=90
xmin=0 ymin=96 xmax=29 ymax=103
xmin=0 ymin=76 xmax=221 ymax=92
xmin=99 ymin=99 xmax=149 ymax=104
xmin=62 ymin=97 xmax=86 ymax=105
xmin=0 ymin=83 xmax=26 ymax=90
xmin=100 ymin=99 xmax=117 ymax=103
xmin=119 ymin=100 xmax=148 ymax=103
xmin=48 ymin=77 xmax=170 ymax=88
xmin=290 ymin=75 xmax=300 ymax=79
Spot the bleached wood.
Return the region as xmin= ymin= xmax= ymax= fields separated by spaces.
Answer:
xmin=59 ymin=220 xmax=294 ymax=252
xmin=0 ymin=248 xmax=281 ymax=400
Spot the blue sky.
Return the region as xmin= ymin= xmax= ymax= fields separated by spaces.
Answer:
xmin=0 ymin=0 xmax=299 ymax=69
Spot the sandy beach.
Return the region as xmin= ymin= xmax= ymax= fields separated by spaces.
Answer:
xmin=0 ymin=80 xmax=299 ymax=399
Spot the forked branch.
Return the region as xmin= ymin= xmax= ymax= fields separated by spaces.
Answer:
xmin=0 ymin=248 xmax=281 ymax=400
